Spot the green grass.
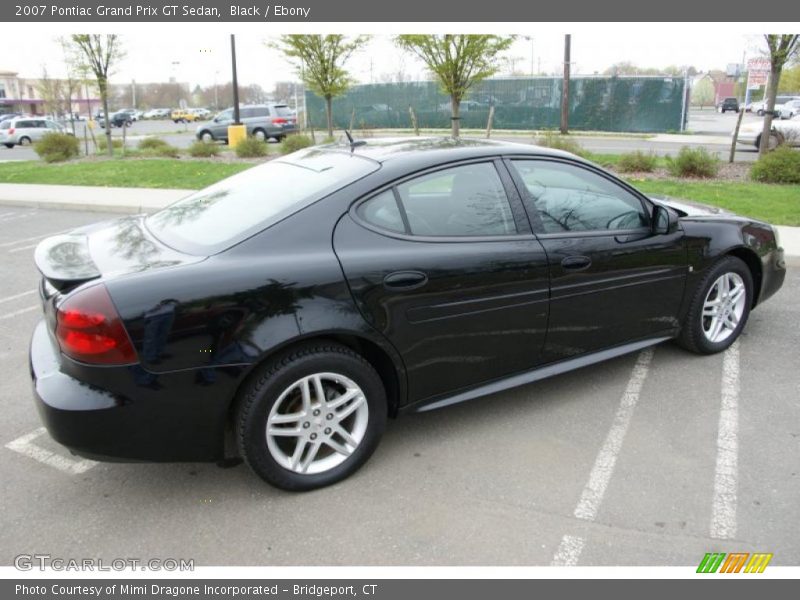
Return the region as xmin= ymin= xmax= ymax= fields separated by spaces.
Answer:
xmin=633 ymin=179 xmax=800 ymax=226
xmin=0 ymin=159 xmax=252 ymax=190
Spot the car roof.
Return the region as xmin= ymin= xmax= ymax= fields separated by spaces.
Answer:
xmin=313 ymin=136 xmax=584 ymax=165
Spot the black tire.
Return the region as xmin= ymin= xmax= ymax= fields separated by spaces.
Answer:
xmin=252 ymin=128 xmax=267 ymax=142
xmin=235 ymin=342 xmax=387 ymax=491
xmin=3 ymin=143 xmax=13 ymax=149
xmin=199 ymin=131 xmax=214 ymax=143
xmin=677 ymin=256 xmax=753 ymax=355
xmin=755 ymin=132 xmax=783 ymax=151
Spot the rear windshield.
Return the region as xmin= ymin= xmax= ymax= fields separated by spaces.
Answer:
xmin=0 ymin=121 xmax=10 ymax=129
xmin=274 ymin=105 xmax=294 ymax=117
xmin=145 ymin=149 xmax=379 ymax=255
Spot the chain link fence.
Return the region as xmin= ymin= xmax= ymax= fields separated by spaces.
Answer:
xmin=305 ymin=76 xmax=689 ymax=134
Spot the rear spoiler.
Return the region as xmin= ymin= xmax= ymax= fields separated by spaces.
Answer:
xmin=34 ymin=234 xmax=101 ymax=292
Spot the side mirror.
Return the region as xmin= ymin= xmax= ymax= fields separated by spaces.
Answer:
xmin=652 ymin=204 xmax=675 ymax=235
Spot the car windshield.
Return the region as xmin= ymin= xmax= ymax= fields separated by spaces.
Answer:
xmin=0 ymin=121 xmax=10 ymax=129
xmin=145 ymin=149 xmax=380 ymax=255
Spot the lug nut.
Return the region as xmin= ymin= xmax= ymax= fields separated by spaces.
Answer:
xmin=324 ymin=427 xmax=331 ymax=434
xmin=310 ymin=433 xmax=317 ymax=440
xmin=326 ymin=413 xmax=333 ymax=420
xmin=303 ymin=422 xmax=310 ymax=429
xmin=313 ymin=409 xmax=321 ymax=416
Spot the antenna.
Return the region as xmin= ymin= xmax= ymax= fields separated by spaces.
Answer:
xmin=343 ymin=129 xmax=367 ymax=151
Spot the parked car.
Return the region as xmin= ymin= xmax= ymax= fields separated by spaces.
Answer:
xmin=778 ymin=99 xmax=800 ymax=120
xmin=171 ymin=109 xmax=199 ymax=123
xmin=97 ymin=111 xmax=133 ymax=128
xmin=29 ymin=138 xmax=785 ymax=491
xmin=0 ymin=117 xmax=69 ymax=147
xmin=717 ymin=97 xmax=740 ymax=113
xmin=143 ymin=108 xmax=171 ymax=119
xmin=736 ymin=113 xmax=800 ymax=149
xmin=117 ymin=108 xmax=142 ymax=121
xmin=190 ymin=107 xmax=212 ymax=120
xmin=195 ymin=104 xmax=297 ymax=143
xmin=751 ymin=95 xmax=799 ymax=116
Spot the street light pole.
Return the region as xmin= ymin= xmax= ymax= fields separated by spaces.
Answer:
xmin=231 ymin=34 xmax=241 ymax=125
xmin=560 ymin=34 xmax=571 ymax=135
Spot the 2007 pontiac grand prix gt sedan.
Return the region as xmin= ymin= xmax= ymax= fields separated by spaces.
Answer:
xmin=30 ymin=138 xmax=785 ymax=491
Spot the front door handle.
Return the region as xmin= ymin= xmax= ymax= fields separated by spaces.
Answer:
xmin=383 ymin=271 xmax=428 ymax=291
xmin=561 ymin=255 xmax=592 ymax=271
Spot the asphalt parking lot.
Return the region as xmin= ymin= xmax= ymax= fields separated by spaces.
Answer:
xmin=1 ymin=206 xmax=798 ymax=567
xmin=0 ymin=109 xmax=766 ymax=163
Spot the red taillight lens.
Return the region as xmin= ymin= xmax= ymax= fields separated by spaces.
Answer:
xmin=272 ymin=118 xmax=287 ymax=124
xmin=56 ymin=284 xmax=138 ymax=365
xmin=8 ymin=128 xmax=15 ymax=134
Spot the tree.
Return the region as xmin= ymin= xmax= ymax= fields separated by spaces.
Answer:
xmin=271 ymin=35 xmax=368 ymax=137
xmin=67 ymin=35 xmax=124 ymax=156
xmin=778 ymin=64 xmax=800 ymax=92
xmin=36 ymin=67 xmax=66 ymax=117
xmin=692 ymin=77 xmax=715 ymax=109
xmin=396 ymin=35 xmax=514 ymax=137
xmin=759 ymin=35 xmax=799 ymax=155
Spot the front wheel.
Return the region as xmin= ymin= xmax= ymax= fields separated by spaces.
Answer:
xmin=756 ymin=132 xmax=783 ymax=150
xmin=3 ymin=143 xmax=13 ymax=149
xmin=677 ymin=256 xmax=753 ymax=354
xmin=235 ymin=343 xmax=387 ymax=491
xmin=200 ymin=131 xmax=214 ymax=143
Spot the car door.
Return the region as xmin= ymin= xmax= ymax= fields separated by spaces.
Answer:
xmin=507 ymin=157 xmax=687 ymax=362
xmin=211 ymin=109 xmax=233 ymax=137
xmin=333 ymin=160 xmax=550 ymax=404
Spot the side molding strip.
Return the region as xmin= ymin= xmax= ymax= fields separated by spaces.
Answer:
xmin=410 ymin=336 xmax=671 ymax=413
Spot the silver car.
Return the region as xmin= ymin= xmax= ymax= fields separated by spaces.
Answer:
xmin=195 ymin=104 xmax=297 ymax=143
xmin=0 ymin=117 xmax=68 ymax=148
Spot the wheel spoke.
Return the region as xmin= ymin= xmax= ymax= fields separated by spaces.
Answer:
xmin=268 ymin=425 xmax=301 ymax=437
xmin=270 ymin=412 xmax=302 ymax=425
xmin=707 ymin=315 xmax=724 ymax=341
xmin=312 ymin=374 xmax=326 ymax=405
xmin=326 ymin=387 xmax=360 ymax=410
xmin=333 ymin=424 xmax=358 ymax=448
xmin=290 ymin=438 xmax=308 ymax=470
xmin=729 ymin=284 xmax=745 ymax=305
xmin=300 ymin=378 xmax=312 ymax=413
xmin=324 ymin=436 xmax=352 ymax=457
xmin=298 ymin=441 xmax=322 ymax=473
xmin=336 ymin=395 xmax=366 ymax=421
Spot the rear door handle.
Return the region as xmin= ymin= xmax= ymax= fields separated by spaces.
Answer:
xmin=383 ymin=271 xmax=428 ymax=290
xmin=561 ymin=255 xmax=592 ymax=271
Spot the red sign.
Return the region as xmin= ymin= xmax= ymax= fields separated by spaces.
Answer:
xmin=747 ymin=58 xmax=771 ymax=88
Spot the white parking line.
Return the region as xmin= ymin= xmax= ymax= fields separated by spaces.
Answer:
xmin=0 ymin=211 xmax=37 ymax=223
xmin=5 ymin=427 xmax=97 ymax=475
xmin=0 ymin=229 xmax=70 ymax=248
xmin=0 ymin=290 xmax=35 ymax=304
xmin=8 ymin=243 xmax=39 ymax=253
xmin=551 ymin=348 xmax=654 ymax=566
xmin=0 ymin=305 xmax=38 ymax=319
xmin=710 ymin=339 xmax=740 ymax=539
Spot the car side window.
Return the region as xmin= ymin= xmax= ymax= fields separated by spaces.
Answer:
xmin=253 ymin=107 xmax=270 ymax=118
xmin=511 ymin=159 xmax=649 ymax=233
xmin=395 ymin=163 xmax=517 ymax=236
xmin=357 ymin=190 xmax=405 ymax=233
xmin=240 ymin=108 xmax=254 ymax=119
xmin=17 ymin=120 xmax=32 ymax=128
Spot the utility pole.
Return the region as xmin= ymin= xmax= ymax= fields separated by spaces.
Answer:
xmin=131 ymin=79 xmax=136 ymax=108
xmin=231 ymin=34 xmax=241 ymax=124
xmin=560 ymin=34 xmax=571 ymax=134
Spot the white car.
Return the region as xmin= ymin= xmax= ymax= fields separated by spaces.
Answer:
xmin=778 ymin=99 xmax=800 ymax=120
xmin=0 ymin=117 xmax=69 ymax=147
xmin=735 ymin=113 xmax=800 ymax=149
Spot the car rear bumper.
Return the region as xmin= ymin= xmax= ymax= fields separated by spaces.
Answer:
xmin=30 ymin=319 xmax=228 ymax=463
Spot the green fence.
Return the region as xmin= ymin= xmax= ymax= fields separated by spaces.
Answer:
xmin=305 ymin=76 xmax=689 ymax=134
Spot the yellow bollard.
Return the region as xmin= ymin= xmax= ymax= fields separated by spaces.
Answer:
xmin=227 ymin=124 xmax=247 ymax=148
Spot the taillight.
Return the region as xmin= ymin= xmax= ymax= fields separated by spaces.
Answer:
xmin=272 ymin=118 xmax=288 ymax=124
xmin=8 ymin=128 xmax=15 ymax=135
xmin=56 ymin=284 xmax=138 ymax=365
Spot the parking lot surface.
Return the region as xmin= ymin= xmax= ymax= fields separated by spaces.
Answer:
xmin=1 ymin=206 xmax=798 ymax=566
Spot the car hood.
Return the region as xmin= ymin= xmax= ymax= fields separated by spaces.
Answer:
xmin=648 ymin=195 xmax=735 ymax=218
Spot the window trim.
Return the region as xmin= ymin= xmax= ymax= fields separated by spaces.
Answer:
xmin=350 ymin=158 xmax=533 ymax=243
xmin=503 ymin=156 xmax=654 ymax=237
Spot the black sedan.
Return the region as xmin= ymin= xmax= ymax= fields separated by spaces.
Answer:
xmin=30 ymin=138 xmax=785 ymax=491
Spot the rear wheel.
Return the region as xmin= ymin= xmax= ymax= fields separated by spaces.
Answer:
xmin=756 ymin=132 xmax=783 ymax=150
xmin=677 ymin=256 xmax=752 ymax=354
xmin=235 ymin=343 xmax=387 ymax=491
xmin=253 ymin=128 xmax=267 ymax=142
xmin=19 ymin=136 xmax=31 ymax=146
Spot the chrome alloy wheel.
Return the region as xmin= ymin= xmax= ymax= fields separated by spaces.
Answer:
xmin=266 ymin=373 xmax=369 ymax=475
xmin=702 ymin=272 xmax=746 ymax=344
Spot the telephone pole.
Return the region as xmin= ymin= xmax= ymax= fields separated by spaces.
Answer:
xmin=231 ymin=34 xmax=241 ymax=124
xmin=560 ymin=34 xmax=571 ymax=134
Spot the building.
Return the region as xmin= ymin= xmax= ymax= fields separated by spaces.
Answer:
xmin=0 ymin=69 xmax=100 ymax=117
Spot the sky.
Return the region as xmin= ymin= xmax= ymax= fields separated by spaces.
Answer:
xmin=1 ymin=30 xmax=771 ymax=92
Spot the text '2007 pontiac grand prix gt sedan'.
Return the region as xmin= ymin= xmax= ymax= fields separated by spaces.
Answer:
xmin=29 ymin=138 xmax=785 ymax=490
